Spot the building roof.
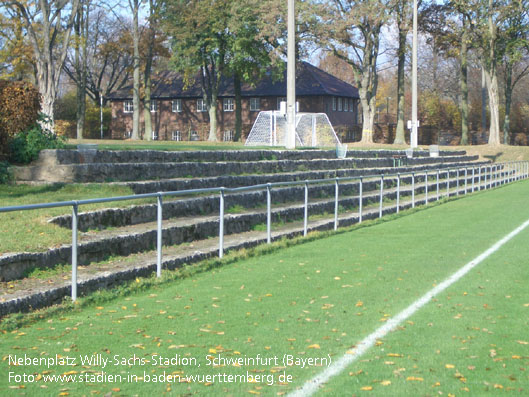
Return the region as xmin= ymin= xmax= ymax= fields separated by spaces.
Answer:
xmin=108 ymin=62 xmax=359 ymax=100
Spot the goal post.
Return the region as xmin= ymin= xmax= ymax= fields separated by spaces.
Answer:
xmin=245 ymin=111 xmax=342 ymax=148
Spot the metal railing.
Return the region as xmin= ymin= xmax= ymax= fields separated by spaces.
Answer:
xmin=1 ymin=161 xmax=527 ymax=301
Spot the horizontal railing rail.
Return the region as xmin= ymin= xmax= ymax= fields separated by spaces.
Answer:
xmin=1 ymin=161 xmax=527 ymax=302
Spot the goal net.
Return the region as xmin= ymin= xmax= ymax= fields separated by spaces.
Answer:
xmin=245 ymin=111 xmax=342 ymax=147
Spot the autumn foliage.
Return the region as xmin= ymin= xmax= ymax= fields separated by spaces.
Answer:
xmin=0 ymin=80 xmax=41 ymax=158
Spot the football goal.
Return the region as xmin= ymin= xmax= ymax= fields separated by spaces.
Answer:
xmin=245 ymin=111 xmax=342 ymax=148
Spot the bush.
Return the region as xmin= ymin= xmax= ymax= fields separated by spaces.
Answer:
xmin=8 ymin=114 xmax=65 ymax=164
xmin=0 ymin=161 xmax=12 ymax=184
xmin=0 ymin=80 xmax=41 ymax=158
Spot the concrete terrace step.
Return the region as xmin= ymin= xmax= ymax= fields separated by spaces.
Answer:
xmin=13 ymin=154 xmax=480 ymax=183
xmin=32 ymin=148 xmax=469 ymax=166
xmin=123 ymin=159 xmax=488 ymax=194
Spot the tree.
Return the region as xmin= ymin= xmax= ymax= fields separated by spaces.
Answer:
xmin=163 ymin=0 xmax=231 ymax=142
xmin=322 ymin=0 xmax=390 ymax=143
xmin=0 ymin=13 xmax=35 ymax=81
xmin=74 ymin=0 xmax=90 ymax=139
xmin=3 ymin=0 xmax=81 ymax=131
xmin=392 ymin=0 xmax=412 ymax=144
xmin=500 ymin=1 xmax=529 ymax=144
xmin=226 ymin=0 xmax=279 ymax=141
xmin=467 ymin=0 xmax=529 ymax=145
xmin=63 ymin=9 xmax=133 ymax=106
xmin=129 ymin=0 xmax=141 ymax=140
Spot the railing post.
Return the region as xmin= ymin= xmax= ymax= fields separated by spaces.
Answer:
xmin=478 ymin=167 xmax=482 ymax=191
xmin=396 ymin=173 xmax=400 ymax=213
xmin=359 ymin=177 xmax=363 ymax=223
xmin=412 ymin=172 xmax=415 ymax=208
xmin=436 ymin=169 xmax=440 ymax=201
xmin=446 ymin=169 xmax=450 ymax=198
xmin=304 ymin=181 xmax=309 ymax=236
xmin=71 ymin=202 xmax=78 ymax=301
xmin=267 ymin=183 xmax=272 ymax=244
xmin=472 ymin=167 xmax=475 ymax=192
xmin=456 ymin=168 xmax=459 ymax=196
xmin=157 ymin=193 xmax=163 ymax=278
xmin=379 ymin=175 xmax=384 ymax=218
xmin=425 ymin=171 xmax=428 ymax=204
xmin=464 ymin=168 xmax=468 ymax=194
xmin=219 ymin=188 xmax=225 ymax=258
xmin=334 ymin=178 xmax=339 ymax=231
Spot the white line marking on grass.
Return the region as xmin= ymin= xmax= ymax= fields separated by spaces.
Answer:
xmin=290 ymin=217 xmax=529 ymax=396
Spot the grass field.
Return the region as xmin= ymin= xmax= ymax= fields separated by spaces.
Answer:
xmin=1 ymin=180 xmax=529 ymax=396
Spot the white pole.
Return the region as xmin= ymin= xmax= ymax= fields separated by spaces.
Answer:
xmin=411 ymin=0 xmax=418 ymax=148
xmin=286 ymin=0 xmax=296 ymax=149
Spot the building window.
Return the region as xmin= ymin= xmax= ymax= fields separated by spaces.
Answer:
xmin=190 ymin=131 xmax=199 ymax=141
xmin=332 ymin=97 xmax=336 ymax=111
xmin=172 ymin=130 xmax=181 ymax=141
xmin=172 ymin=99 xmax=182 ymax=112
xmin=349 ymin=99 xmax=354 ymax=112
xmin=124 ymin=101 xmax=133 ymax=113
xmin=338 ymin=97 xmax=343 ymax=112
xmin=197 ymin=99 xmax=207 ymax=112
xmin=150 ymin=100 xmax=158 ymax=112
xmin=250 ymin=98 xmax=260 ymax=111
xmin=152 ymin=130 xmax=158 ymax=140
xmin=344 ymin=98 xmax=348 ymax=112
xmin=223 ymin=130 xmax=234 ymax=142
xmin=223 ymin=98 xmax=234 ymax=112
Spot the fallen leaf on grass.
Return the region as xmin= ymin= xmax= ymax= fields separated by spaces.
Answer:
xmin=360 ymin=386 xmax=373 ymax=391
xmin=406 ymin=376 xmax=423 ymax=381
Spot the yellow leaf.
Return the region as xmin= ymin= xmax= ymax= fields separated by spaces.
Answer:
xmin=380 ymin=380 xmax=391 ymax=386
xmin=445 ymin=364 xmax=455 ymax=368
xmin=387 ymin=353 xmax=402 ymax=357
xmin=494 ymin=384 xmax=503 ymax=389
xmin=308 ymin=344 xmax=320 ymax=349
xmin=209 ymin=348 xmax=217 ymax=354
xmin=512 ymin=355 xmax=521 ymax=359
xmin=356 ymin=301 xmax=363 ymax=307
xmin=517 ymin=341 xmax=529 ymax=345
xmin=406 ymin=376 xmax=423 ymax=381
xmin=112 ymin=388 xmax=120 ymax=392
xmin=360 ymin=386 xmax=373 ymax=391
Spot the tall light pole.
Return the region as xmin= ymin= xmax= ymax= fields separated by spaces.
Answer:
xmin=411 ymin=0 xmax=418 ymax=148
xmin=286 ymin=0 xmax=296 ymax=149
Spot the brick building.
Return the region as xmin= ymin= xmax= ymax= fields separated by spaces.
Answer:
xmin=108 ymin=62 xmax=360 ymax=141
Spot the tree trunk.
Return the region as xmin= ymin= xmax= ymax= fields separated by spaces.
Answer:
xmin=234 ymin=72 xmax=242 ymax=142
xmin=143 ymin=80 xmax=152 ymax=141
xmin=394 ymin=19 xmax=407 ymax=144
xmin=503 ymin=62 xmax=513 ymax=145
xmin=481 ymin=66 xmax=487 ymax=134
xmin=76 ymin=2 xmax=88 ymax=140
xmin=208 ymin=93 xmax=218 ymax=141
xmin=484 ymin=68 xmax=500 ymax=145
xmin=359 ymin=88 xmax=376 ymax=143
xmin=131 ymin=0 xmax=141 ymax=140
xmin=486 ymin=2 xmax=500 ymax=146
xmin=459 ymin=21 xmax=469 ymax=145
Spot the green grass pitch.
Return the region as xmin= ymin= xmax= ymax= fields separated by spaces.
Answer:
xmin=1 ymin=180 xmax=529 ymax=396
